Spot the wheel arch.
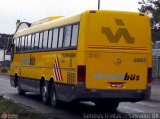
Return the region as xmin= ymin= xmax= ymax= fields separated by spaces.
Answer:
xmin=40 ymin=76 xmax=55 ymax=93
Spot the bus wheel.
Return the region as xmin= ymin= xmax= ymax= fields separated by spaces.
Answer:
xmin=51 ymin=83 xmax=61 ymax=107
xmin=17 ymin=79 xmax=25 ymax=95
xmin=41 ymin=81 xmax=50 ymax=105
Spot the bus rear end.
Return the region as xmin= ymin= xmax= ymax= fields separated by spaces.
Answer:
xmin=76 ymin=10 xmax=152 ymax=107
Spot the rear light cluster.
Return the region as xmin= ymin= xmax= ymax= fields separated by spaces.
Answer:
xmin=147 ymin=68 xmax=152 ymax=84
xmin=77 ymin=65 xmax=86 ymax=82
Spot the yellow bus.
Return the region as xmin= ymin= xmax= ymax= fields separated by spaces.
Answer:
xmin=10 ymin=10 xmax=152 ymax=110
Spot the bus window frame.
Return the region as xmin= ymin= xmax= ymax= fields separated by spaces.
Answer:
xmin=63 ymin=25 xmax=72 ymax=48
xmin=19 ymin=37 xmax=22 ymax=51
xmin=58 ymin=27 xmax=64 ymax=48
xmin=71 ymin=24 xmax=79 ymax=47
xmin=25 ymin=35 xmax=28 ymax=51
xmin=34 ymin=32 xmax=40 ymax=50
xmin=38 ymin=31 xmax=44 ymax=50
xmin=43 ymin=30 xmax=49 ymax=49
xmin=31 ymin=33 xmax=36 ymax=50
xmin=14 ymin=22 xmax=79 ymax=54
xmin=48 ymin=29 xmax=53 ymax=49
xmin=52 ymin=27 xmax=59 ymax=49
xmin=21 ymin=36 xmax=25 ymax=51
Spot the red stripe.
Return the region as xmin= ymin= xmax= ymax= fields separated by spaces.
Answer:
xmin=54 ymin=65 xmax=59 ymax=81
xmin=53 ymin=66 xmax=56 ymax=80
xmin=53 ymin=55 xmax=63 ymax=81
xmin=55 ymin=60 xmax=61 ymax=80
xmin=56 ymin=56 xmax=63 ymax=81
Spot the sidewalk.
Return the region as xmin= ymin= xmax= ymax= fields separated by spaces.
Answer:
xmin=150 ymin=78 xmax=160 ymax=101
xmin=152 ymin=78 xmax=160 ymax=85
xmin=0 ymin=72 xmax=9 ymax=76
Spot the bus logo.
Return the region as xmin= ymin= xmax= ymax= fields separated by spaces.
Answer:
xmin=102 ymin=19 xmax=135 ymax=44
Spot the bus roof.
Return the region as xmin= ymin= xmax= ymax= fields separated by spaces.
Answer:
xmin=14 ymin=14 xmax=81 ymax=37
xmin=14 ymin=10 xmax=144 ymax=38
xmin=31 ymin=16 xmax=63 ymax=27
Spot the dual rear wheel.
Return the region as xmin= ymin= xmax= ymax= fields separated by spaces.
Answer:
xmin=16 ymin=77 xmax=61 ymax=107
xmin=41 ymin=81 xmax=61 ymax=107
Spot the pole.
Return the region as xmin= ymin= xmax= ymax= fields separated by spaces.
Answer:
xmin=3 ymin=44 xmax=5 ymax=67
xmin=98 ymin=0 xmax=100 ymax=10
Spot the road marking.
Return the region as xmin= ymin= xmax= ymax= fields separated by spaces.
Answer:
xmin=122 ymin=106 xmax=145 ymax=113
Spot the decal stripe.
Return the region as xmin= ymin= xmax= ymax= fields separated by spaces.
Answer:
xmin=53 ymin=55 xmax=63 ymax=81
xmin=56 ymin=56 xmax=63 ymax=81
xmin=54 ymin=65 xmax=59 ymax=81
xmin=55 ymin=58 xmax=61 ymax=81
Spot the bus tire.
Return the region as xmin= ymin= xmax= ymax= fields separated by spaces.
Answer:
xmin=41 ymin=81 xmax=50 ymax=105
xmin=17 ymin=78 xmax=25 ymax=95
xmin=50 ymin=83 xmax=61 ymax=107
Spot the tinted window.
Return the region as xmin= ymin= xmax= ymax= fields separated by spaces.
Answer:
xmin=31 ymin=34 xmax=35 ymax=50
xmin=43 ymin=30 xmax=48 ymax=49
xmin=58 ymin=27 xmax=64 ymax=48
xmin=35 ymin=33 xmax=39 ymax=50
xmin=52 ymin=28 xmax=59 ymax=48
xmin=16 ymin=38 xmax=19 ymax=51
xmin=71 ymin=24 xmax=79 ymax=46
xmin=25 ymin=36 xmax=28 ymax=51
xmin=27 ymin=35 xmax=32 ymax=50
xmin=39 ymin=32 xmax=43 ymax=49
xmin=48 ymin=30 xmax=52 ymax=49
xmin=14 ymin=38 xmax=16 ymax=45
xmin=18 ymin=37 xmax=22 ymax=51
xmin=21 ymin=36 xmax=25 ymax=51
xmin=63 ymin=25 xmax=71 ymax=47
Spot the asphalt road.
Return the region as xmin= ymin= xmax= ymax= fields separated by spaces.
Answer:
xmin=0 ymin=75 xmax=160 ymax=119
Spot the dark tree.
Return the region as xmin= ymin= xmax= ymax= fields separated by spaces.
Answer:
xmin=138 ymin=0 xmax=160 ymax=30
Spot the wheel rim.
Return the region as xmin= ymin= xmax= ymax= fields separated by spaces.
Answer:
xmin=42 ymin=85 xmax=47 ymax=101
xmin=52 ymin=90 xmax=56 ymax=105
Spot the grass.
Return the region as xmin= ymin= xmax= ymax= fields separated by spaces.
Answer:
xmin=0 ymin=97 xmax=46 ymax=119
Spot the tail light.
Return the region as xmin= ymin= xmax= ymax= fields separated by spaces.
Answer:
xmin=147 ymin=68 xmax=152 ymax=83
xmin=77 ymin=65 xmax=86 ymax=82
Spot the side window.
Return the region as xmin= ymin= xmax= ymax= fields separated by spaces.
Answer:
xmin=18 ymin=37 xmax=22 ymax=51
xmin=31 ymin=34 xmax=35 ymax=50
xmin=16 ymin=38 xmax=19 ymax=52
xmin=58 ymin=27 xmax=64 ymax=48
xmin=35 ymin=33 xmax=39 ymax=50
xmin=21 ymin=36 xmax=25 ymax=51
xmin=39 ymin=32 xmax=43 ymax=49
xmin=43 ymin=30 xmax=48 ymax=49
xmin=48 ymin=30 xmax=52 ymax=49
xmin=71 ymin=24 xmax=79 ymax=47
xmin=52 ymin=28 xmax=59 ymax=48
xmin=63 ymin=25 xmax=71 ymax=47
xmin=14 ymin=38 xmax=16 ymax=46
xmin=27 ymin=35 xmax=32 ymax=50
xmin=25 ymin=36 xmax=28 ymax=51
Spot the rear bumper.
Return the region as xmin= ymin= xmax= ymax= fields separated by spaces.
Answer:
xmin=56 ymin=83 xmax=151 ymax=102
